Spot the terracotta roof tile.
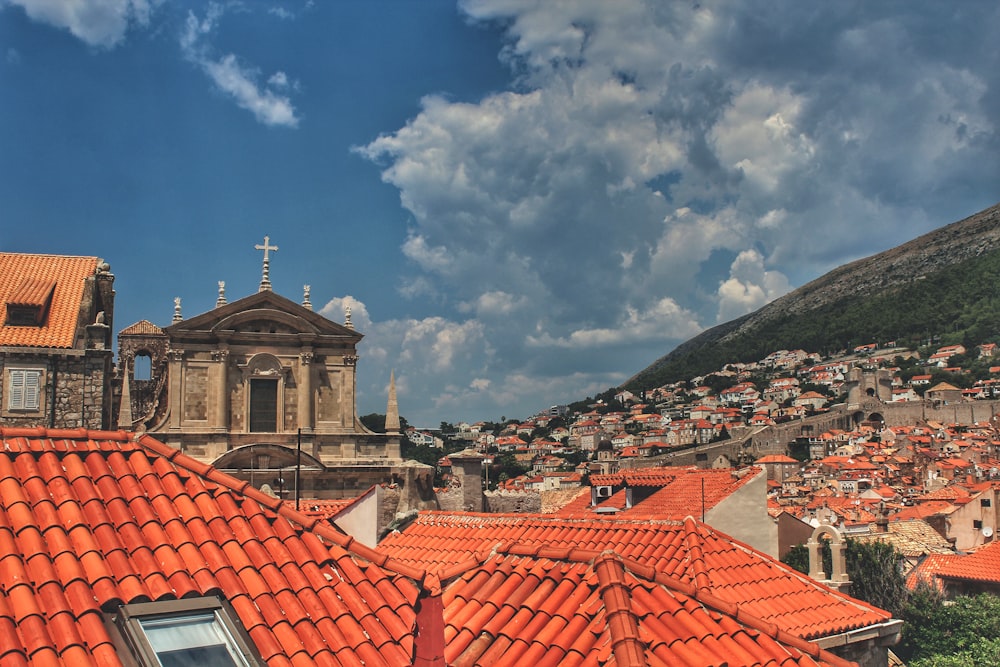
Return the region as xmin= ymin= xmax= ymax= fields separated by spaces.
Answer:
xmin=431 ymin=545 xmax=856 ymax=667
xmin=0 ymin=253 xmax=100 ymax=348
xmin=561 ymin=467 xmax=763 ymax=519
xmin=0 ymin=427 xmax=420 ymax=666
xmin=934 ymin=539 xmax=1000 ymax=584
xmin=117 ymin=319 xmax=164 ymax=336
xmin=379 ymin=511 xmax=893 ymax=645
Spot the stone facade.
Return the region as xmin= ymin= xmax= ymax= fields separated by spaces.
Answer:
xmin=114 ymin=287 xmax=436 ymax=505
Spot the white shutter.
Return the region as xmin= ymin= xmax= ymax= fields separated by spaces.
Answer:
xmin=9 ymin=371 xmax=24 ymax=409
xmin=23 ymin=371 xmax=40 ymax=410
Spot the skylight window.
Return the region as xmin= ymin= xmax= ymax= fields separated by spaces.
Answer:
xmin=111 ymin=597 xmax=263 ymax=667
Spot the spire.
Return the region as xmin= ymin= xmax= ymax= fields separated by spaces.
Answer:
xmin=117 ymin=360 xmax=133 ymax=429
xmin=385 ymin=370 xmax=400 ymax=435
xmin=172 ymin=297 xmax=182 ymax=323
xmin=216 ymin=280 xmax=227 ymax=307
xmin=255 ymin=235 xmax=278 ymax=292
xmin=302 ymin=285 xmax=312 ymax=310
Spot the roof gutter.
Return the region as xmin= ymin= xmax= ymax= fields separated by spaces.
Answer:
xmin=813 ymin=619 xmax=904 ymax=649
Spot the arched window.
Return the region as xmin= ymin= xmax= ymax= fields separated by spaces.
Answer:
xmin=134 ymin=353 xmax=152 ymax=381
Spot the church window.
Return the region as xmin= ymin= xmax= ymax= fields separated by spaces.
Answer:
xmin=249 ymin=378 xmax=278 ymax=432
xmin=111 ymin=597 xmax=263 ymax=667
xmin=7 ymin=368 xmax=41 ymax=411
xmin=134 ymin=353 xmax=152 ymax=381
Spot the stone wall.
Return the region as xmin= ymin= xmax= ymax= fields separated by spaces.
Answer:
xmin=485 ymin=489 xmax=542 ymax=514
xmin=1 ymin=350 xmax=113 ymax=430
xmin=436 ymin=485 xmax=470 ymax=512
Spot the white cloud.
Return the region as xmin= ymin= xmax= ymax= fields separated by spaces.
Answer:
xmin=180 ymin=6 xmax=300 ymax=128
xmin=353 ymin=0 xmax=999 ymax=422
xmin=5 ymin=0 xmax=154 ymax=48
xmin=527 ymin=298 xmax=701 ymax=349
xmin=715 ymin=249 xmax=791 ymax=323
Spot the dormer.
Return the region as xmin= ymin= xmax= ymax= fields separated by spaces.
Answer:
xmin=5 ymin=278 xmax=55 ymax=326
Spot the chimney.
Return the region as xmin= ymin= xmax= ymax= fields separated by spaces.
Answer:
xmin=413 ymin=575 xmax=446 ymax=667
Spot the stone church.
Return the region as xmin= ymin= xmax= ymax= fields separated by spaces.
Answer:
xmin=114 ymin=239 xmax=429 ymax=505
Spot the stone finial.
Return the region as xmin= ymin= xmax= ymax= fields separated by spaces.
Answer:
xmin=216 ymin=281 xmax=227 ymax=308
xmin=385 ymin=370 xmax=400 ymax=435
xmin=344 ymin=303 xmax=353 ymax=329
xmin=117 ymin=359 xmax=133 ymax=429
xmin=255 ymin=235 xmax=278 ymax=292
xmin=302 ymin=285 xmax=312 ymax=311
xmin=172 ymin=297 xmax=182 ymax=323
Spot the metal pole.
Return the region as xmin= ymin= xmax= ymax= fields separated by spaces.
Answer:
xmin=296 ymin=428 xmax=302 ymax=511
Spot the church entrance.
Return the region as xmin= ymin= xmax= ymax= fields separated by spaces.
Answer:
xmin=249 ymin=378 xmax=278 ymax=432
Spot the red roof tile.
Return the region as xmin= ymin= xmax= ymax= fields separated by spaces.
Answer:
xmin=378 ymin=511 xmax=893 ymax=643
xmin=435 ymin=545 xmax=857 ymax=666
xmin=935 ymin=540 xmax=1000 ymax=584
xmin=0 ymin=253 xmax=99 ymax=348
xmin=0 ymin=427 xmax=421 ymax=666
xmin=564 ymin=467 xmax=762 ymax=519
xmin=117 ymin=319 xmax=164 ymax=336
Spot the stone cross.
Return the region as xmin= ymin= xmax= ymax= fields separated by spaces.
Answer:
xmin=255 ymin=235 xmax=278 ymax=292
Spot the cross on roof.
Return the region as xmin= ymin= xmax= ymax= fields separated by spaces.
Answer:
xmin=255 ymin=235 xmax=278 ymax=292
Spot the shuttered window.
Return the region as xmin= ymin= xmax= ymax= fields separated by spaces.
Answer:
xmin=8 ymin=369 xmax=41 ymax=411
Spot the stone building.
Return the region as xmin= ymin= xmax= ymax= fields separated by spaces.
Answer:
xmin=115 ymin=239 xmax=432 ymax=507
xmin=0 ymin=252 xmax=115 ymax=430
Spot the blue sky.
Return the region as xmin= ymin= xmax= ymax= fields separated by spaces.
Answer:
xmin=2 ymin=1 xmax=999 ymax=427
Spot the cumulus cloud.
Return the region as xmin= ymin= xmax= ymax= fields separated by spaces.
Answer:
xmin=4 ymin=0 xmax=154 ymax=48
xmin=716 ymin=249 xmax=791 ymax=323
xmin=355 ymin=0 xmax=999 ymax=422
xmin=180 ymin=5 xmax=300 ymax=128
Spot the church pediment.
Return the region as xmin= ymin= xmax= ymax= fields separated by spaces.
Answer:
xmin=164 ymin=290 xmax=361 ymax=342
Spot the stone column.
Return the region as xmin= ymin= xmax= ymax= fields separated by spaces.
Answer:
xmin=167 ymin=348 xmax=184 ymax=431
xmin=212 ymin=349 xmax=229 ymax=432
xmin=297 ymin=351 xmax=314 ymax=433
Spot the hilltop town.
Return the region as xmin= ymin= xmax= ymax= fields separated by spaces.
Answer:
xmin=421 ymin=338 xmax=1000 ymax=571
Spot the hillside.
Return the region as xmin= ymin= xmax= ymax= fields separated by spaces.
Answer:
xmin=628 ymin=202 xmax=1000 ymax=389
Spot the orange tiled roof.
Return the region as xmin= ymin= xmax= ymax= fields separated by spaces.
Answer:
xmin=118 ymin=319 xmax=164 ymax=336
xmin=439 ymin=546 xmax=855 ymax=667
xmin=0 ymin=253 xmax=99 ymax=348
xmin=906 ymin=553 xmax=964 ymax=591
xmin=935 ymin=540 xmax=1000 ymax=584
xmin=378 ymin=512 xmax=892 ymax=642
xmin=566 ymin=467 xmax=761 ymax=519
xmin=757 ymin=454 xmax=800 ymax=464
xmin=0 ymin=427 xmax=421 ymax=666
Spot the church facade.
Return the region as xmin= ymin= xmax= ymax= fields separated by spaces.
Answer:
xmin=113 ymin=240 xmax=427 ymax=505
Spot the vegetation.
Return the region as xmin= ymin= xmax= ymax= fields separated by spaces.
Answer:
xmin=782 ymin=544 xmax=1000 ymax=665
xmin=781 ymin=538 xmax=908 ymax=617
xmin=897 ymin=589 xmax=1000 ymax=664
xmin=629 ymin=247 xmax=1000 ymax=391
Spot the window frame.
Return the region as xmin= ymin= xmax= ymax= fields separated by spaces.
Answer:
xmin=109 ymin=597 xmax=264 ymax=667
xmin=4 ymin=366 xmax=44 ymax=415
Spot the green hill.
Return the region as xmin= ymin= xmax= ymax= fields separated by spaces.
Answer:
xmin=627 ymin=202 xmax=1000 ymax=390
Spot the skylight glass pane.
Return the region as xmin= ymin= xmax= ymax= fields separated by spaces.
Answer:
xmin=139 ymin=613 xmax=246 ymax=667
